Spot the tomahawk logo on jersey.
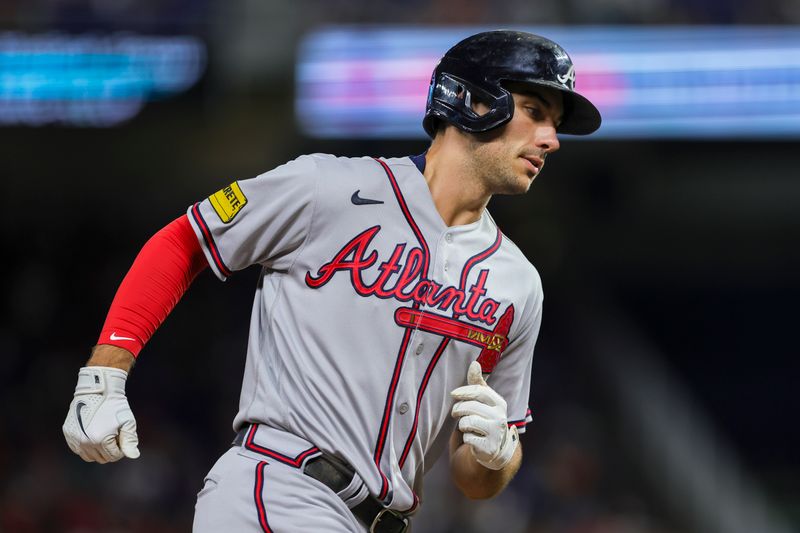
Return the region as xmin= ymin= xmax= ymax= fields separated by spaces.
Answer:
xmin=304 ymin=225 xmax=516 ymax=373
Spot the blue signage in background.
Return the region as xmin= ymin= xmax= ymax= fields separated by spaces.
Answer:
xmin=296 ymin=26 xmax=800 ymax=139
xmin=0 ymin=33 xmax=206 ymax=127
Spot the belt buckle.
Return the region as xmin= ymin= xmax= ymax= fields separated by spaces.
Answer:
xmin=370 ymin=508 xmax=408 ymax=533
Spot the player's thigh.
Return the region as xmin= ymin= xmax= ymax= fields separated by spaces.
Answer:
xmin=193 ymin=447 xmax=362 ymax=532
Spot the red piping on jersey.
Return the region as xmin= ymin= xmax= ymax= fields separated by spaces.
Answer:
xmin=398 ymin=338 xmax=451 ymax=469
xmin=453 ymin=227 xmax=502 ymax=321
xmin=459 ymin=228 xmax=503 ymax=292
xmin=244 ymin=425 xmax=321 ymax=468
xmin=508 ymin=408 xmax=532 ymax=428
xmin=254 ymin=461 xmax=273 ymax=533
xmin=404 ymin=493 xmax=420 ymax=514
xmin=396 ymin=229 xmax=510 ymax=476
xmin=190 ymin=202 xmax=232 ymax=277
xmin=97 ymin=215 xmax=208 ymax=356
xmin=373 ymin=326 xmax=412 ymax=500
xmin=373 ymin=158 xmax=430 ymax=276
xmin=371 ymin=158 xmax=433 ymax=502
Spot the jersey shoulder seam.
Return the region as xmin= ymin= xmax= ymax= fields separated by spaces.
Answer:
xmin=283 ymin=154 xmax=323 ymax=277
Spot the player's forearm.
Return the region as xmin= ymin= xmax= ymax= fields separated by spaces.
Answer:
xmin=93 ymin=214 xmax=208 ymax=358
xmin=448 ymin=430 xmax=522 ymax=499
xmin=87 ymin=344 xmax=136 ymax=372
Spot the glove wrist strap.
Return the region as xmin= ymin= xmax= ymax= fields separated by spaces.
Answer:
xmin=477 ymin=425 xmax=518 ymax=471
xmin=75 ymin=366 xmax=128 ymax=395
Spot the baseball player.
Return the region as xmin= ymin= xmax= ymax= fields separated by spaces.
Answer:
xmin=62 ymin=30 xmax=600 ymax=532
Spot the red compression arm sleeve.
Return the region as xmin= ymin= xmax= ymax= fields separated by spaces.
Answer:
xmin=97 ymin=214 xmax=209 ymax=357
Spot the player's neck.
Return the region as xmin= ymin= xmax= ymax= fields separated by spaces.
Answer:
xmin=423 ymin=139 xmax=491 ymax=227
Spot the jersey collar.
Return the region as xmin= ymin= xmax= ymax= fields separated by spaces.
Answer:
xmin=409 ymin=152 xmax=426 ymax=174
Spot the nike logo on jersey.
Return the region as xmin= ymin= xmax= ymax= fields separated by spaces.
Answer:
xmin=351 ymin=190 xmax=384 ymax=205
xmin=110 ymin=332 xmax=136 ymax=342
xmin=76 ymin=401 xmax=90 ymax=438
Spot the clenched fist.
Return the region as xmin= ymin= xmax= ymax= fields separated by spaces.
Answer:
xmin=450 ymin=361 xmax=518 ymax=470
xmin=63 ymin=366 xmax=140 ymax=463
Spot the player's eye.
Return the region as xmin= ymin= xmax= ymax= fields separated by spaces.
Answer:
xmin=525 ymin=106 xmax=543 ymax=121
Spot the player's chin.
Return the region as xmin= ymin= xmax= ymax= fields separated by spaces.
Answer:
xmin=514 ymin=167 xmax=538 ymax=192
xmin=518 ymin=177 xmax=535 ymax=193
xmin=497 ymin=175 xmax=534 ymax=195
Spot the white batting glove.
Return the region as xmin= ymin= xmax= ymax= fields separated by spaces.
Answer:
xmin=450 ymin=361 xmax=518 ymax=470
xmin=62 ymin=366 xmax=140 ymax=463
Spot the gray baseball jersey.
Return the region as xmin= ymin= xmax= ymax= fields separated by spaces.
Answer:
xmin=187 ymin=153 xmax=541 ymax=519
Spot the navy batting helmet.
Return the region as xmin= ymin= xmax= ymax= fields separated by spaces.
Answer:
xmin=423 ymin=30 xmax=601 ymax=137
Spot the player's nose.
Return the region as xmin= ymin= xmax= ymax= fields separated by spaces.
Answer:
xmin=534 ymin=125 xmax=560 ymax=154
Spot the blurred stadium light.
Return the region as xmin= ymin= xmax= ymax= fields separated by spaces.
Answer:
xmin=296 ymin=25 xmax=800 ymax=139
xmin=0 ymin=32 xmax=206 ymax=127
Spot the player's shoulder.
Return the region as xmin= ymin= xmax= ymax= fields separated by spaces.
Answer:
xmin=303 ymin=153 xmax=413 ymax=170
xmin=267 ymin=153 xmax=353 ymax=172
xmin=378 ymin=155 xmax=418 ymax=169
xmin=299 ymin=154 xmax=417 ymax=191
xmin=263 ymin=153 xmax=389 ymax=181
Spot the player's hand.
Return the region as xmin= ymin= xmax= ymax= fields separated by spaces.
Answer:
xmin=450 ymin=361 xmax=518 ymax=470
xmin=62 ymin=366 xmax=140 ymax=463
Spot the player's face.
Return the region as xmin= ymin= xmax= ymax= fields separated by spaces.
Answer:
xmin=466 ymin=86 xmax=563 ymax=195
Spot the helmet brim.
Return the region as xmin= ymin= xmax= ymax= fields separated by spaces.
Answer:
xmin=502 ymin=78 xmax=601 ymax=136
xmin=558 ymin=90 xmax=602 ymax=135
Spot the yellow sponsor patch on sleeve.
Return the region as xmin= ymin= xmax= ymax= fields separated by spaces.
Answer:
xmin=209 ymin=181 xmax=247 ymax=223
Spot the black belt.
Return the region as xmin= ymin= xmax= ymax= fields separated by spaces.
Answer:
xmin=233 ymin=428 xmax=409 ymax=533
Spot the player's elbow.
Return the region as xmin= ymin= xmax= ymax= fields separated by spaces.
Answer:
xmin=452 ymin=469 xmax=509 ymax=500
xmin=456 ymin=482 xmax=504 ymax=500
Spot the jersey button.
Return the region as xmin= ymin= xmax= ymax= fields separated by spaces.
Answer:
xmin=443 ymin=261 xmax=449 ymax=272
xmin=398 ymin=402 xmax=409 ymax=414
xmin=445 ymin=233 xmax=453 ymax=244
xmin=415 ymin=344 xmax=424 ymax=355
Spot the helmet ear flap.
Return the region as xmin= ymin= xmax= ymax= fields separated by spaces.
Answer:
xmin=437 ymin=74 xmax=479 ymax=118
xmin=424 ymin=72 xmax=514 ymax=137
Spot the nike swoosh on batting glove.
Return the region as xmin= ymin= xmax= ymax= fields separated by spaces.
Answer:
xmin=63 ymin=366 xmax=140 ymax=463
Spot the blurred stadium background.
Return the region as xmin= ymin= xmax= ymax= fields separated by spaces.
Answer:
xmin=1 ymin=0 xmax=798 ymax=532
